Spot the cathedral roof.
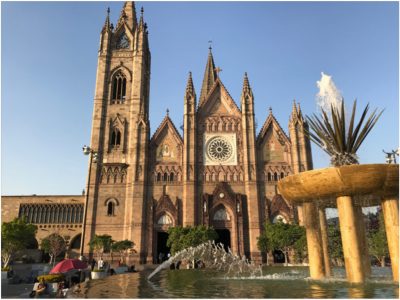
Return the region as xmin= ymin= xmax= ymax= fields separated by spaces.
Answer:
xmin=257 ymin=108 xmax=290 ymax=145
xmin=150 ymin=111 xmax=183 ymax=145
xmin=197 ymin=77 xmax=241 ymax=116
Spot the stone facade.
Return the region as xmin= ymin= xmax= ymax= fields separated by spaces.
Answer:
xmin=1 ymin=2 xmax=313 ymax=264
xmin=1 ymin=195 xmax=85 ymax=258
xmin=82 ymin=2 xmax=313 ymax=263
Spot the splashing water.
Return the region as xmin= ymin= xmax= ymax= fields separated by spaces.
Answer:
xmin=147 ymin=241 xmax=262 ymax=280
xmin=316 ymin=72 xmax=342 ymax=113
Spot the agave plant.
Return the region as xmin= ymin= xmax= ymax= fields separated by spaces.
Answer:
xmin=306 ymin=99 xmax=383 ymax=167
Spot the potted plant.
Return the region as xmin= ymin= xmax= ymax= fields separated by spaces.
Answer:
xmin=89 ymin=234 xmax=112 ymax=279
xmin=1 ymin=266 xmax=10 ymax=280
xmin=111 ymin=240 xmax=135 ymax=274
xmin=37 ymin=274 xmax=65 ymax=293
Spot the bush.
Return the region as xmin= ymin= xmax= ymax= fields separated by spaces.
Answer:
xmin=37 ymin=274 xmax=65 ymax=283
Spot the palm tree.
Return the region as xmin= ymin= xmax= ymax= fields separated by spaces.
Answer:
xmin=306 ymin=99 xmax=383 ymax=166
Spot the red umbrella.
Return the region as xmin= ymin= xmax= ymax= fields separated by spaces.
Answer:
xmin=50 ymin=259 xmax=88 ymax=274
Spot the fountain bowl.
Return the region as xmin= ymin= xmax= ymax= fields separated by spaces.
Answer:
xmin=277 ymin=164 xmax=399 ymax=206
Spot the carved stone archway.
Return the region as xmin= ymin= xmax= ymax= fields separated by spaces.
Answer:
xmin=202 ymin=182 xmax=244 ymax=255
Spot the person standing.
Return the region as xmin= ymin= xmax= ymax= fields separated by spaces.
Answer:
xmin=98 ymin=257 xmax=104 ymax=270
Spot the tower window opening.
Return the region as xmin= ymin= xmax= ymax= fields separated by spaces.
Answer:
xmin=280 ymin=172 xmax=285 ymax=180
xmin=267 ymin=172 xmax=272 ymax=182
xmin=111 ymin=128 xmax=121 ymax=149
xmin=157 ymin=173 xmax=162 ymax=182
xmin=163 ymin=173 xmax=168 ymax=182
xmin=112 ymin=72 xmax=127 ymax=103
xmin=107 ymin=202 xmax=114 ymax=216
xmin=170 ymin=173 xmax=174 ymax=182
xmin=274 ymin=172 xmax=278 ymax=181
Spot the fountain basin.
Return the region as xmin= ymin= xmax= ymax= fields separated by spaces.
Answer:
xmin=277 ymin=164 xmax=398 ymax=206
xmin=277 ymin=163 xmax=399 ymax=284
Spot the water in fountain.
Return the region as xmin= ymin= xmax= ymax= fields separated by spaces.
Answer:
xmin=148 ymin=240 xmax=262 ymax=280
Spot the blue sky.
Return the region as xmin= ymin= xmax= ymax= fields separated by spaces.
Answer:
xmin=2 ymin=1 xmax=398 ymax=195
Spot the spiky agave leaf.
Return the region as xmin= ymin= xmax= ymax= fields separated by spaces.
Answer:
xmin=306 ymin=99 xmax=383 ymax=167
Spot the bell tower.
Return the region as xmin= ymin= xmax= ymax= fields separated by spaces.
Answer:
xmin=83 ymin=2 xmax=151 ymax=262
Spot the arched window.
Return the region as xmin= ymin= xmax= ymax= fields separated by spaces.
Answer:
xmin=70 ymin=234 xmax=81 ymax=249
xmin=105 ymin=198 xmax=118 ymax=216
xmin=110 ymin=128 xmax=121 ymax=149
xmin=213 ymin=206 xmax=231 ymax=221
xmin=267 ymin=172 xmax=272 ymax=182
xmin=274 ymin=172 xmax=278 ymax=181
xmin=157 ymin=173 xmax=162 ymax=182
xmin=107 ymin=202 xmax=114 ymax=216
xmin=280 ymin=172 xmax=285 ymax=180
xmin=112 ymin=71 xmax=127 ymax=102
xmin=163 ymin=172 xmax=168 ymax=182
xmin=273 ymin=214 xmax=288 ymax=224
xmin=157 ymin=214 xmax=173 ymax=225
xmin=170 ymin=173 xmax=174 ymax=182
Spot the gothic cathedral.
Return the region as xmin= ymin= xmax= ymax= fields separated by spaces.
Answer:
xmin=83 ymin=2 xmax=313 ymax=263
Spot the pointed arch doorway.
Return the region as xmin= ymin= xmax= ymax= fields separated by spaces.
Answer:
xmin=202 ymin=183 xmax=244 ymax=255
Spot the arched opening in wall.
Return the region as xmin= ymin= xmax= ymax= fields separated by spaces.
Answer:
xmin=107 ymin=202 xmax=114 ymax=216
xmin=280 ymin=172 xmax=285 ymax=180
xmin=163 ymin=173 xmax=168 ymax=182
xmin=272 ymin=214 xmax=288 ymax=224
xmin=212 ymin=205 xmax=232 ymax=252
xmin=273 ymin=250 xmax=286 ymax=264
xmin=215 ymin=229 xmax=231 ymax=252
xmin=112 ymin=71 xmax=127 ymax=102
xmin=111 ymin=128 xmax=121 ymax=148
xmin=170 ymin=173 xmax=174 ymax=182
xmin=274 ymin=172 xmax=278 ymax=181
xmin=70 ymin=234 xmax=82 ymax=249
xmin=26 ymin=237 xmax=39 ymax=249
xmin=156 ymin=232 xmax=171 ymax=263
xmin=267 ymin=172 xmax=272 ymax=182
xmin=157 ymin=173 xmax=161 ymax=182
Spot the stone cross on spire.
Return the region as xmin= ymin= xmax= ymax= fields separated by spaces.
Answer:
xmin=214 ymin=67 xmax=222 ymax=77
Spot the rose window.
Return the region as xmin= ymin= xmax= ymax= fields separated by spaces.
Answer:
xmin=207 ymin=137 xmax=233 ymax=162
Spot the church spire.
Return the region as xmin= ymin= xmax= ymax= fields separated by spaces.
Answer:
xmin=199 ymin=47 xmax=217 ymax=105
xmin=102 ymin=7 xmax=112 ymax=33
xmin=241 ymin=72 xmax=253 ymax=98
xmin=116 ymin=1 xmax=137 ymax=32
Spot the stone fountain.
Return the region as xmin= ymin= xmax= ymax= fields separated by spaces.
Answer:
xmin=278 ymin=163 xmax=399 ymax=283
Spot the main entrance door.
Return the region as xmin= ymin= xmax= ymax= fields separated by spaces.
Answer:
xmin=156 ymin=231 xmax=170 ymax=263
xmin=215 ymin=229 xmax=231 ymax=252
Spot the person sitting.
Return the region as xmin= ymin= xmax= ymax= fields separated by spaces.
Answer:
xmin=35 ymin=282 xmax=47 ymax=297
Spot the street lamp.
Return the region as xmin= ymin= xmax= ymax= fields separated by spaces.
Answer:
xmin=80 ymin=145 xmax=97 ymax=257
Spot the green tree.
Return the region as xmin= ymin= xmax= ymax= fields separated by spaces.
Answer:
xmin=257 ymin=222 xmax=306 ymax=265
xmin=327 ymin=224 xmax=344 ymax=266
xmin=167 ymin=226 xmax=218 ymax=255
xmin=40 ymin=233 xmax=66 ymax=266
xmin=293 ymin=232 xmax=307 ymax=263
xmin=368 ymin=213 xmax=388 ymax=267
xmin=89 ymin=234 xmax=113 ymax=260
xmin=1 ymin=218 xmax=38 ymax=268
xmin=111 ymin=240 xmax=135 ymax=265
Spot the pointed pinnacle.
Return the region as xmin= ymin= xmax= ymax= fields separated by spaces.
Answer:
xmin=103 ymin=7 xmax=111 ymax=31
xmin=269 ymin=107 xmax=273 ymax=114
xmin=166 ymin=108 xmax=169 ymax=116
xmin=186 ymin=72 xmax=195 ymax=96
xmin=243 ymin=72 xmax=250 ymax=89
xmin=291 ymin=99 xmax=298 ymax=115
